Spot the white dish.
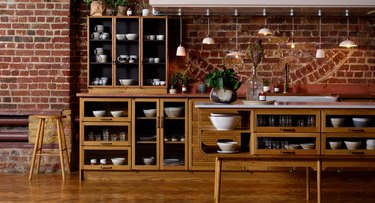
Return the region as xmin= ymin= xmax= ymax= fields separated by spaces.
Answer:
xmin=126 ymin=33 xmax=138 ymax=40
xmin=210 ymin=113 xmax=239 ymax=117
xmin=329 ymin=141 xmax=342 ymax=149
xmin=300 ymin=143 xmax=315 ymax=150
xmin=164 ymin=107 xmax=184 ymax=117
xmin=209 ymin=115 xmax=241 ymax=130
xmin=110 ymin=111 xmax=123 ymax=117
xmin=344 ymin=141 xmax=361 ymax=150
xmin=111 ymin=158 xmax=126 ymax=165
xmin=352 ymin=117 xmax=371 ymax=127
xmin=330 ymin=117 xmax=345 ymax=127
xmin=143 ymin=109 xmax=156 ymax=117
xmin=288 ymin=144 xmax=300 ymax=149
xmin=217 ymin=150 xmax=239 ymax=154
xmin=93 ymin=110 xmax=106 ymax=117
xmin=217 ymin=141 xmax=238 ymax=151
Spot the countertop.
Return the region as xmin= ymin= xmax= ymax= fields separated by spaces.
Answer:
xmin=195 ymin=101 xmax=375 ymax=109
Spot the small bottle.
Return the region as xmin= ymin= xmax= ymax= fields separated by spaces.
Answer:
xmin=273 ymin=84 xmax=280 ymax=93
xmin=258 ymin=91 xmax=266 ymax=101
xmin=182 ymin=84 xmax=187 ymax=93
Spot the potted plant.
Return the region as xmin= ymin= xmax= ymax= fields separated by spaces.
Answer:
xmin=115 ymin=0 xmax=132 ymax=16
xmin=176 ymin=71 xmax=190 ymax=93
xmin=205 ymin=68 xmax=241 ymax=104
xmin=169 ymin=74 xmax=179 ymax=94
xmin=262 ymin=79 xmax=271 ymax=93
xmin=138 ymin=0 xmax=150 ymax=16
xmin=84 ymin=0 xmax=107 ymax=16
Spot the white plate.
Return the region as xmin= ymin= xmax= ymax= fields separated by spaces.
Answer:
xmin=217 ymin=150 xmax=239 ymax=154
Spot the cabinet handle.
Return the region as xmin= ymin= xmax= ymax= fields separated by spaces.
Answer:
xmin=101 ymin=142 xmax=113 ymax=145
xmin=349 ymin=129 xmax=365 ymax=132
xmin=100 ymin=118 xmax=113 ymax=121
xmin=160 ymin=116 xmax=164 ymax=128
xmin=350 ymin=151 xmax=365 ymax=155
xmin=280 ymin=150 xmax=296 ymax=154
xmin=280 ymin=128 xmax=296 ymax=132
xmin=100 ymin=166 xmax=112 ymax=169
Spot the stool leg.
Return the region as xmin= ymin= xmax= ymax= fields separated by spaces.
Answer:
xmin=36 ymin=119 xmax=46 ymax=176
xmin=29 ymin=118 xmax=43 ymax=180
xmin=56 ymin=119 xmax=66 ymax=181
xmin=58 ymin=118 xmax=71 ymax=175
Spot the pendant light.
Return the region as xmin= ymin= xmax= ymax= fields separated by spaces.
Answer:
xmin=258 ymin=8 xmax=272 ymax=36
xmin=202 ymin=9 xmax=215 ymax=44
xmin=226 ymin=9 xmax=245 ymax=59
xmin=316 ymin=10 xmax=325 ymax=58
xmin=286 ymin=9 xmax=296 ymax=49
xmin=339 ymin=9 xmax=357 ymax=48
xmin=176 ymin=9 xmax=186 ymax=56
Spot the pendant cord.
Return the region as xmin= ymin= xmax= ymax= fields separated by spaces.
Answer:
xmin=235 ymin=16 xmax=238 ymax=50
xmin=319 ymin=16 xmax=322 ymax=48
xmin=179 ymin=15 xmax=182 ymax=45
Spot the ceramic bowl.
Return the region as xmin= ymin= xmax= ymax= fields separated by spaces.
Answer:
xmin=110 ymin=111 xmax=123 ymax=117
xmin=288 ymin=144 xmax=300 ymax=149
xmin=344 ymin=141 xmax=361 ymax=150
xmin=300 ymin=143 xmax=315 ymax=150
xmin=164 ymin=107 xmax=184 ymax=117
xmin=119 ymin=79 xmax=134 ymax=86
xmin=217 ymin=141 xmax=238 ymax=152
xmin=330 ymin=118 xmax=345 ymax=127
xmin=143 ymin=109 xmax=156 ymax=117
xmin=209 ymin=115 xmax=241 ymax=130
xmin=352 ymin=117 xmax=371 ymax=127
xmin=116 ymin=34 xmax=125 ymax=40
xmin=143 ymin=157 xmax=155 ymax=165
xmin=329 ymin=141 xmax=342 ymax=149
xmin=126 ymin=33 xmax=138 ymax=40
xmin=366 ymin=144 xmax=375 ymax=150
xmin=366 ymin=139 xmax=375 ymax=145
xmin=111 ymin=158 xmax=126 ymax=165
xmin=93 ymin=110 xmax=106 ymax=117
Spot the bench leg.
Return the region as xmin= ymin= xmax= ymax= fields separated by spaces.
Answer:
xmin=214 ymin=157 xmax=222 ymax=203
xmin=306 ymin=167 xmax=310 ymax=200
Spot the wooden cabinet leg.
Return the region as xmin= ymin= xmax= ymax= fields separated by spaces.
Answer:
xmin=214 ymin=157 xmax=222 ymax=203
xmin=317 ymin=160 xmax=321 ymax=203
xmin=306 ymin=167 xmax=310 ymax=200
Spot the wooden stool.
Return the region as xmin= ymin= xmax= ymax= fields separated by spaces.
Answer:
xmin=29 ymin=115 xmax=71 ymax=180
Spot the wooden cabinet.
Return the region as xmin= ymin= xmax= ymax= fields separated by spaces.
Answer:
xmin=132 ymin=98 xmax=188 ymax=170
xmin=87 ymin=16 xmax=168 ymax=93
xmin=79 ymin=98 xmax=132 ymax=180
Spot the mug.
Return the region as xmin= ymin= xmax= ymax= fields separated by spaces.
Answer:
xmin=91 ymin=32 xmax=100 ymax=40
xmin=152 ymin=78 xmax=160 ymax=86
xmin=97 ymin=55 xmax=107 ymax=63
xmin=154 ymin=58 xmax=160 ymax=63
xmin=159 ymin=81 xmax=166 ymax=86
xmin=117 ymin=55 xmax=129 ymax=63
xmin=92 ymin=78 xmax=100 ymax=85
xmin=156 ymin=35 xmax=164 ymax=40
xmin=94 ymin=48 xmax=104 ymax=55
xmin=99 ymin=32 xmax=109 ymax=40
xmin=130 ymin=55 xmax=137 ymax=60
xmin=149 ymin=35 xmax=156 ymax=40
xmin=128 ymin=58 xmax=134 ymax=63
xmin=94 ymin=25 xmax=104 ymax=33
xmin=99 ymin=77 xmax=108 ymax=85
xmin=148 ymin=58 xmax=154 ymax=63
xmin=90 ymin=159 xmax=97 ymax=165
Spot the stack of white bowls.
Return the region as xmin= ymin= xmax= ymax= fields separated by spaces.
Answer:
xmin=209 ymin=113 xmax=241 ymax=130
xmin=367 ymin=139 xmax=375 ymax=150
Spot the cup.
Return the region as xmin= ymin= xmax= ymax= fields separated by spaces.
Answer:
xmin=316 ymin=49 xmax=325 ymax=58
xmin=94 ymin=48 xmax=104 ymax=55
xmin=94 ymin=25 xmax=104 ymax=33
xmin=159 ymin=81 xmax=166 ymax=86
xmin=100 ymin=159 xmax=107 ymax=165
xmin=130 ymin=55 xmax=137 ymax=60
xmin=91 ymin=32 xmax=100 ymax=40
xmin=148 ymin=58 xmax=154 ymax=63
xmin=99 ymin=32 xmax=109 ymax=40
xmin=88 ymin=131 xmax=95 ymax=141
xmin=99 ymin=77 xmax=108 ymax=86
xmin=92 ymin=78 xmax=100 ymax=85
xmin=119 ymin=132 xmax=127 ymax=141
xmin=149 ymin=35 xmax=156 ymax=40
xmin=95 ymin=134 xmax=101 ymax=141
xmin=128 ymin=58 xmax=134 ymax=63
xmin=154 ymin=58 xmax=160 ymax=63
xmin=156 ymin=35 xmax=165 ymax=40
xmin=117 ymin=55 xmax=129 ymax=63
xmin=90 ymin=159 xmax=97 ymax=165
xmin=152 ymin=78 xmax=160 ymax=86
xmin=97 ymin=55 xmax=107 ymax=63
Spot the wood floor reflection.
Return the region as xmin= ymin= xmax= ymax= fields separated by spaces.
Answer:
xmin=1 ymin=171 xmax=375 ymax=202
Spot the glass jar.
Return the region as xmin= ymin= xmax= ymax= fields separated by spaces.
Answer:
xmin=246 ymin=66 xmax=263 ymax=101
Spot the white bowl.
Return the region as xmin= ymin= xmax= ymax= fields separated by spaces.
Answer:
xmin=330 ymin=118 xmax=345 ymax=127
xmin=329 ymin=141 xmax=342 ymax=149
xmin=111 ymin=111 xmax=123 ymax=117
xmin=367 ymin=144 xmax=375 ymax=150
xmin=344 ymin=141 xmax=361 ymax=150
xmin=217 ymin=141 xmax=238 ymax=151
xmin=93 ymin=110 xmax=106 ymax=117
xmin=126 ymin=33 xmax=138 ymax=40
xmin=209 ymin=116 xmax=241 ymax=130
xmin=164 ymin=107 xmax=184 ymax=117
xmin=288 ymin=144 xmax=300 ymax=149
xmin=366 ymin=139 xmax=375 ymax=145
xmin=210 ymin=113 xmax=239 ymax=117
xmin=353 ymin=117 xmax=371 ymax=127
xmin=116 ymin=34 xmax=125 ymax=40
xmin=300 ymin=143 xmax=315 ymax=150
xmin=143 ymin=109 xmax=156 ymax=117
xmin=119 ymin=79 xmax=134 ymax=86
xmin=111 ymin=158 xmax=126 ymax=165
xmin=143 ymin=157 xmax=155 ymax=165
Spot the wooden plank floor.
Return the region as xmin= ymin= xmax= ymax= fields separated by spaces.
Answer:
xmin=1 ymin=171 xmax=375 ymax=202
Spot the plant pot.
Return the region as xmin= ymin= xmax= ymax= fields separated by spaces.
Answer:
xmin=198 ymin=83 xmax=207 ymax=93
xmin=90 ymin=0 xmax=106 ymax=16
xmin=209 ymin=88 xmax=237 ymax=104
xmin=169 ymin=85 xmax=177 ymax=94
xmin=116 ymin=6 xmax=127 ymax=16
xmin=126 ymin=8 xmax=133 ymax=16
xmin=142 ymin=9 xmax=150 ymax=16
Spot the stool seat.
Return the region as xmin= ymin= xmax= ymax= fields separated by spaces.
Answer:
xmin=29 ymin=114 xmax=70 ymax=180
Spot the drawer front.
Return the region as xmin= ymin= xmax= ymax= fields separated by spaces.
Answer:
xmin=322 ymin=110 xmax=375 ymax=133
xmin=80 ymin=98 xmax=131 ymax=122
xmin=81 ymin=146 xmax=131 ymax=170
xmin=322 ymin=133 xmax=375 ymax=155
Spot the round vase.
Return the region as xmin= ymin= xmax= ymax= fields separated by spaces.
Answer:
xmin=198 ymin=83 xmax=207 ymax=93
xmin=209 ymin=88 xmax=237 ymax=104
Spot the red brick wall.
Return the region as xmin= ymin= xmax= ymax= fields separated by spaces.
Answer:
xmin=0 ymin=0 xmax=73 ymax=112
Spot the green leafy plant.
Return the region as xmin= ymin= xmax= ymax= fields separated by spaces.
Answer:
xmin=105 ymin=0 xmax=130 ymax=9
xmin=83 ymin=0 xmax=93 ymax=6
xmin=176 ymin=71 xmax=190 ymax=86
xmin=205 ymin=68 xmax=241 ymax=90
xmin=137 ymin=0 xmax=149 ymax=9
xmin=263 ymin=79 xmax=270 ymax=86
xmin=169 ymin=74 xmax=179 ymax=86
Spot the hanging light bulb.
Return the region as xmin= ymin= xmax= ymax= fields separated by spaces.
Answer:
xmin=316 ymin=10 xmax=325 ymax=58
xmin=226 ymin=9 xmax=245 ymax=59
xmin=202 ymin=9 xmax=215 ymax=44
xmin=258 ymin=8 xmax=272 ymax=36
xmin=176 ymin=9 xmax=186 ymax=56
xmin=286 ymin=9 xmax=296 ymax=49
xmin=339 ymin=9 xmax=357 ymax=48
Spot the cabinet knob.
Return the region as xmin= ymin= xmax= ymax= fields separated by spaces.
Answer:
xmin=280 ymin=128 xmax=296 ymax=132
xmin=100 ymin=118 xmax=113 ymax=121
xmin=349 ymin=129 xmax=365 ymax=132
xmin=100 ymin=166 xmax=113 ymax=170
xmin=349 ymin=151 xmax=365 ymax=155
xmin=280 ymin=150 xmax=296 ymax=154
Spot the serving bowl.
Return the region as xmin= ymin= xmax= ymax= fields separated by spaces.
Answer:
xmin=143 ymin=157 xmax=155 ymax=165
xmin=209 ymin=115 xmax=241 ymax=130
xmin=330 ymin=118 xmax=345 ymax=127
xmin=300 ymin=143 xmax=315 ymax=150
xmin=367 ymin=144 xmax=375 ymax=150
xmin=143 ymin=109 xmax=156 ymax=117
xmin=288 ymin=144 xmax=300 ymax=149
xmin=110 ymin=111 xmax=123 ymax=117
xmin=217 ymin=141 xmax=238 ymax=152
xmin=119 ymin=79 xmax=134 ymax=86
xmin=93 ymin=110 xmax=106 ymax=117
xmin=344 ymin=141 xmax=361 ymax=150
xmin=116 ymin=34 xmax=125 ymax=40
xmin=329 ymin=141 xmax=342 ymax=149
xmin=164 ymin=107 xmax=184 ymax=117
xmin=126 ymin=33 xmax=138 ymax=40
xmin=352 ymin=117 xmax=371 ymax=127
xmin=111 ymin=158 xmax=126 ymax=165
